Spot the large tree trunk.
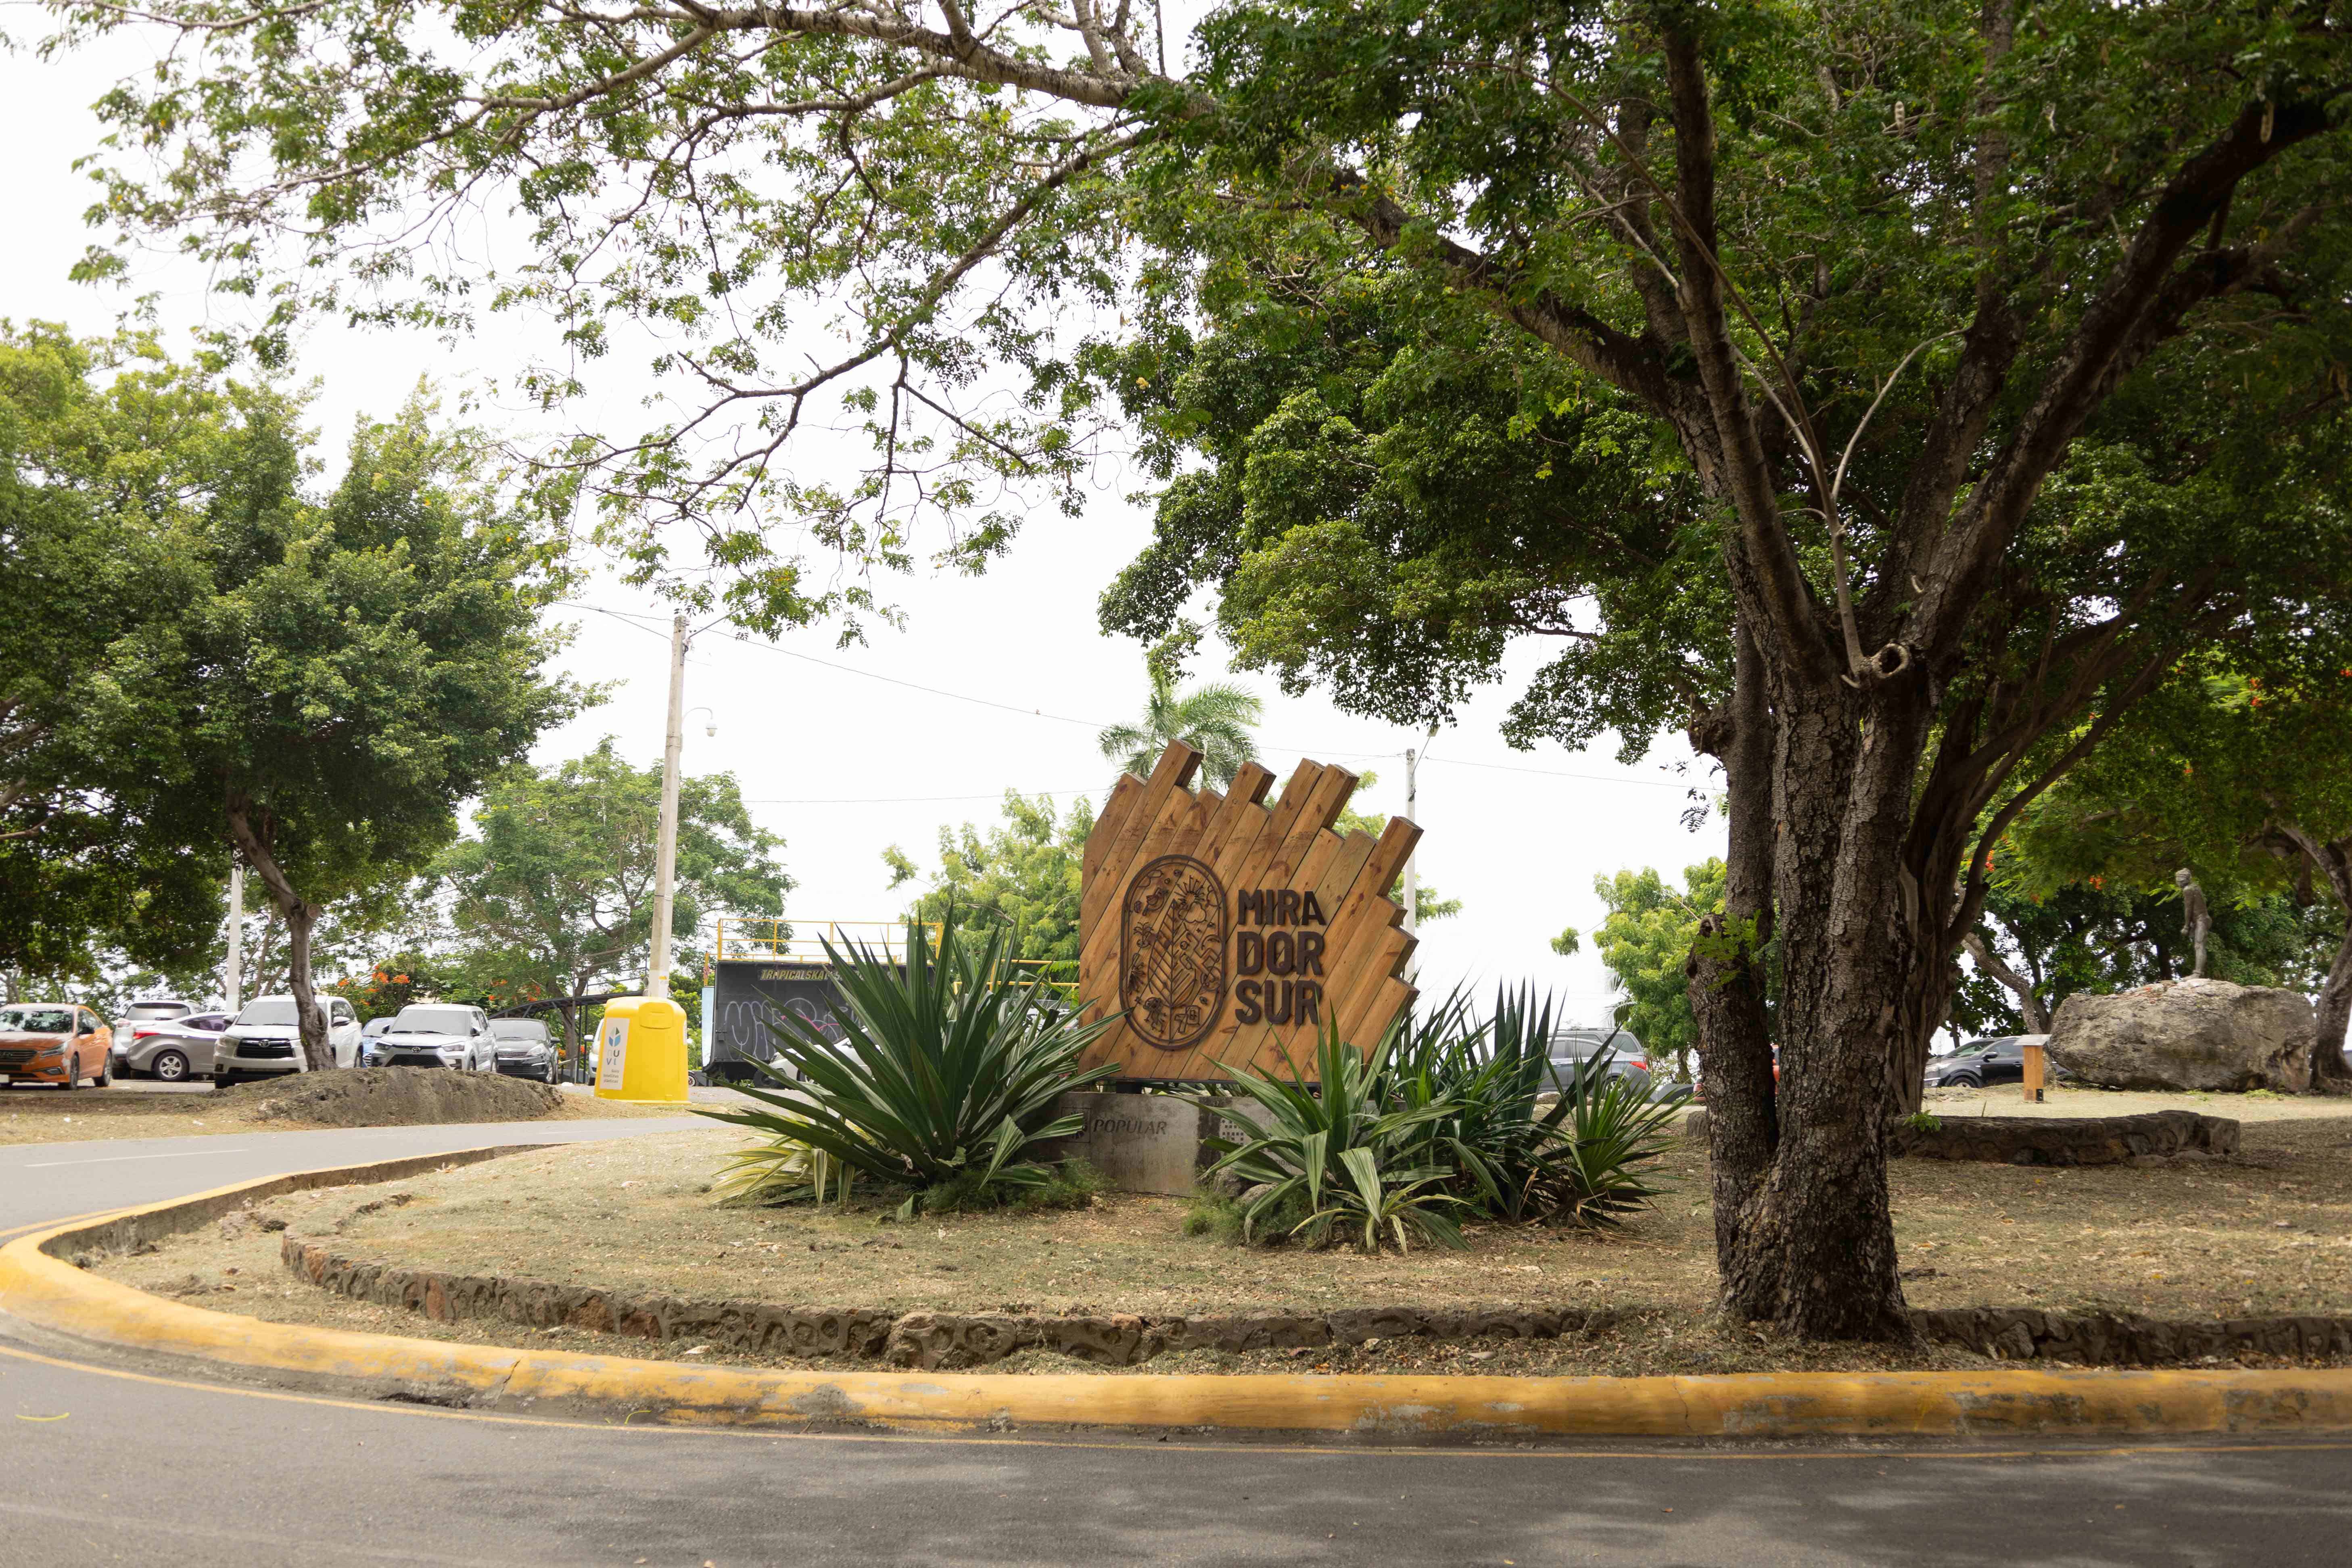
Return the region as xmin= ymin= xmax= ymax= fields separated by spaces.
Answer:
xmin=1714 ymin=676 xmax=1923 ymax=1341
xmin=2275 ymin=826 xmax=2352 ymax=1094
xmin=1686 ymin=620 xmax=1778 ymax=1279
xmin=226 ymin=800 xmax=333 ymax=1071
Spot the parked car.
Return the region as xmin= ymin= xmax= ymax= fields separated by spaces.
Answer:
xmin=489 ymin=1017 xmax=559 ymax=1083
xmin=375 ymin=1004 xmax=498 ymax=1071
xmin=115 ymin=1009 xmax=233 ymax=1082
xmin=0 ymin=1003 xmax=113 ymax=1089
xmin=356 ymin=1016 xmax=395 ymax=1065
xmin=216 ymin=995 xmax=363 ymax=1084
xmin=1923 ymin=1034 xmax=2060 ymax=1089
xmin=1546 ymin=1027 xmax=1684 ymax=1100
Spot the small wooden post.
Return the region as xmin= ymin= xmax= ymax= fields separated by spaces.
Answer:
xmin=2022 ymin=1040 xmax=2047 ymax=1104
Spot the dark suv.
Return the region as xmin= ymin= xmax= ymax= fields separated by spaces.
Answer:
xmin=1924 ymin=1034 xmax=2059 ymax=1089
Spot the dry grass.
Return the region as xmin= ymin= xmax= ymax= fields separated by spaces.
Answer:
xmin=0 ymin=1081 xmax=678 ymax=1146
xmin=94 ymin=1105 xmax=2352 ymax=1377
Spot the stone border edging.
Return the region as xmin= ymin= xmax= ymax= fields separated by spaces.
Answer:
xmin=7 ymin=1150 xmax=2352 ymax=1439
xmin=278 ymin=1233 xmax=2352 ymax=1371
xmin=1889 ymin=1109 xmax=2240 ymax=1167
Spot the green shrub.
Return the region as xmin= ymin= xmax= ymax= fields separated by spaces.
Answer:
xmin=1184 ymin=1181 xmax=1308 ymax=1246
xmin=709 ymin=1134 xmax=856 ymax=1208
xmin=1381 ymin=986 xmax=1681 ymax=1229
xmin=1539 ymin=1075 xmax=1683 ymax=1227
xmin=1195 ymin=1026 xmax=1466 ymax=1253
xmin=697 ymin=917 xmax=1117 ymax=1216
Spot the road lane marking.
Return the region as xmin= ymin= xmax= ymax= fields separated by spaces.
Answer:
xmin=17 ymin=1148 xmax=251 ymax=1168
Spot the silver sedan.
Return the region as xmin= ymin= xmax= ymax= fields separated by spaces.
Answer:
xmin=113 ymin=1011 xmax=232 ymax=1082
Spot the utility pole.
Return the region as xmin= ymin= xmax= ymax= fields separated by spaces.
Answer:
xmin=647 ymin=612 xmax=689 ymax=1000
xmin=225 ymin=862 xmax=246 ymax=1012
xmin=1400 ymin=720 xmax=1437 ymax=942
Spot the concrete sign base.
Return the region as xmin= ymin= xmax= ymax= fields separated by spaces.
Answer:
xmin=1037 ymin=1092 xmax=1248 ymax=1197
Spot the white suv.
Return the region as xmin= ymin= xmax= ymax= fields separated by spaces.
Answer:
xmin=215 ymin=995 xmax=362 ymax=1084
xmin=374 ymin=1004 xmax=499 ymax=1072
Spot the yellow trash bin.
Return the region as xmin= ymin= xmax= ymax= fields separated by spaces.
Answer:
xmin=593 ymin=996 xmax=690 ymax=1103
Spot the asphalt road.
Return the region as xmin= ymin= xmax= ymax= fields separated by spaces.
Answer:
xmin=3 ymin=1119 xmax=2349 ymax=1567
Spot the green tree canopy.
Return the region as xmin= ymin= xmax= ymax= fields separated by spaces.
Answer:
xmin=884 ymin=790 xmax=1092 ymax=971
xmin=0 ymin=323 xmax=247 ymax=987
xmin=1994 ymin=665 xmax=2352 ymax=1079
xmin=435 ymin=739 xmax=794 ymax=1030
xmin=86 ymin=368 xmax=580 ymax=1065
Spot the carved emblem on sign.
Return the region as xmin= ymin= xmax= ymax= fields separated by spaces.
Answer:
xmin=1119 ymin=854 xmax=1228 ymax=1050
xmin=1078 ymin=741 xmax=1422 ymax=1085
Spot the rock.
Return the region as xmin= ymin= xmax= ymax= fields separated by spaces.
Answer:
xmin=1681 ymin=1107 xmax=1711 ymax=1143
xmin=2047 ymin=978 xmax=2316 ymax=1092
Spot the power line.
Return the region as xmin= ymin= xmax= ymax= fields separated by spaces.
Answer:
xmin=743 ymin=788 xmax=1100 ymax=806
xmin=556 ymin=600 xmax=1697 ymax=791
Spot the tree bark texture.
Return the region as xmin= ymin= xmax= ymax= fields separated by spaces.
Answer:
xmin=1686 ymin=620 xmax=1778 ymax=1279
xmin=2273 ymin=825 xmax=2352 ymax=1094
xmin=1962 ymin=931 xmax=2052 ymax=1033
xmin=226 ymin=802 xmax=333 ymax=1071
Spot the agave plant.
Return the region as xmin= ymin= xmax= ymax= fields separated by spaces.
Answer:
xmin=1196 ymin=1024 xmax=1466 ymax=1253
xmin=708 ymin=1133 xmax=856 ymax=1208
xmin=1383 ymin=985 xmax=1683 ymax=1228
xmin=696 ymin=917 xmax=1117 ymax=1214
xmin=1540 ymin=1073 xmax=1685 ymax=1227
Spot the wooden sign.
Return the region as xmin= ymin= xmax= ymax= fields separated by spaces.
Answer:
xmin=1076 ymin=741 xmax=1421 ymax=1084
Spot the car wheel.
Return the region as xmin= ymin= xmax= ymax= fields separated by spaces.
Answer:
xmin=93 ymin=1052 xmax=111 ymax=1088
xmin=153 ymin=1050 xmax=190 ymax=1083
xmin=57 ymin=1050 xmax=79 ymax=1091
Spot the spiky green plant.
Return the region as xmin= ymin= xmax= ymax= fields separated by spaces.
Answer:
xmin=696 ymin=917 xmax=1117 ymax=1215
xmin=1195 ymin=1024 xmax=1466 ymax=1253
xmin=1383 ymin=985 xmax=1683 ymax=1228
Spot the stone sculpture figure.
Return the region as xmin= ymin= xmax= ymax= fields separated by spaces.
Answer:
xmin=2175 ymin=867 xmax=2212 ymax=979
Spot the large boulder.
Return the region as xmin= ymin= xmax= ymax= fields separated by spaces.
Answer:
xmin=2047 ymin=978 xmax=2315 ymax=1092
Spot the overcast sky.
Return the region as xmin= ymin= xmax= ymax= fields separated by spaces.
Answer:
xmin=2 ymin=32 xmax=1732 ymax=1027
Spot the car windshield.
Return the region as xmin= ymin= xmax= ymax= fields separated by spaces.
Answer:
xmin=0 ymin=1006 xmax=75 ymax=1033
xmin=491 ymin=1020 xmax=548 ymax=1041
xmin=237 ymin=998 xmax=302 ymax=1027
xmin=390 ymin=1006 xmax=475 ymax=1035
xmin=126 ymin=1002 xmax=188 ymax=1020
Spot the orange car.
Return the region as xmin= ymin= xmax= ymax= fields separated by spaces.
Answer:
xmin=0 ymin=1003 xmax=113 ymax=1089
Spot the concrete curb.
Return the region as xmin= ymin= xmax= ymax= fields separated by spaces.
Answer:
xmin=8 ymin=1151 xmax=2352 ymax=1440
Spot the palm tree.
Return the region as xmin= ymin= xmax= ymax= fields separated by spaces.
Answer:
xmin=1098 ymin=671 xmax=1264 ymax=790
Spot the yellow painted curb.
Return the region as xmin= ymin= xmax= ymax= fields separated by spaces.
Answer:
xmin=6 ymin=1154 xmax=2352 ymax=1440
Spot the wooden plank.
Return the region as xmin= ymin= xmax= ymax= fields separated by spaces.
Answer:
xmin=1075 ymin=777 xmax=1212 ymax=1063
xmin=1334 ymin=924 xmax=1417 ymax=1045
xmin=1231 ymin=826 xmax=1378 ymax=1077
xmin=1090 ymin=769 xmax=1267 ymax=1083
xmin=1213 ymin=763 xmax=1354 ymax=1073
xmin=1301 ymin=815 xmax=1422 ymax=1055
xmin=1081 ymin=773 xmax=1146 ymax=890
xmin=1078 ymin=742 xmax=1202 ymax=949
xmin=1174 ymin=761 xmax=1325 ymax=1081
xmin=1129 ymin=767 xmax=1278 ymax=1083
